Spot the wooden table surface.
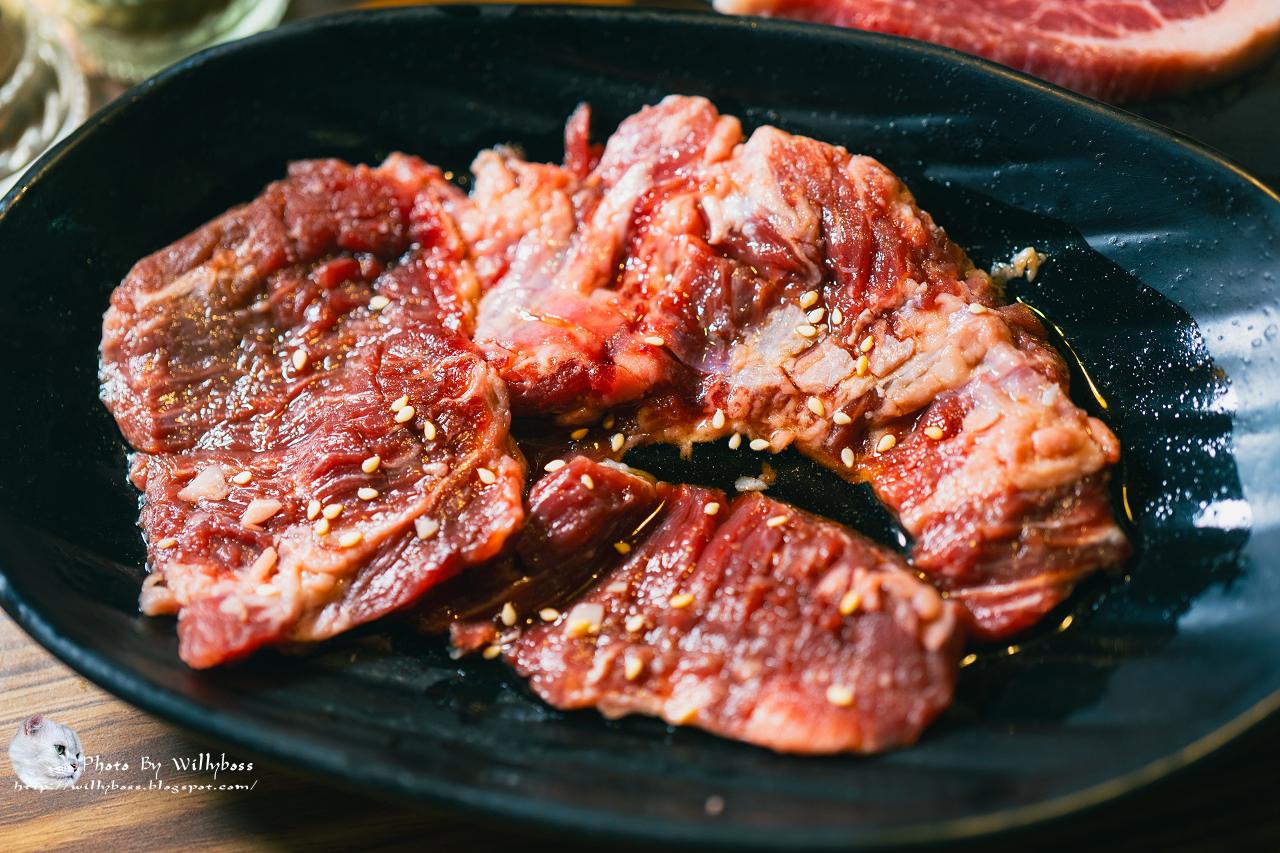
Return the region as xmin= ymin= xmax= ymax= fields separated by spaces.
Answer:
xmin=4 ymin=3 xmax=1280 ymax=851
xmin=8 ymin=603 xmax=1280 ymax=852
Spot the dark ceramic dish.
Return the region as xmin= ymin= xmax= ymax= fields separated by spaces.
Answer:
xmin=2 ymin=5 xmax=1278 ymax=848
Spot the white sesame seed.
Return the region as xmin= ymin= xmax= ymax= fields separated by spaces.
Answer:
xmin=624 ymin=657 xmax=644 ymax=681
xmin=833 ymin=411 xmax=852 ymax=425
xmin=232 ymin=470 xmax=252 ymax=485
xmin=358 ymin=487 xmax=379 ymax=501
xmin=855 ymin=355 xmax=870 ymax=376
xmin=860 ymin=336 xmax=875 ymax=352
xmin=580 ymin=474 xmax=595 ymax=490
xmin=728 ymin=433 xmax=742 ymax=450
xmin=307 ymin=499 xmax=322 ymax=520
xmin=156 ymin=537 xmax=178 ymax=549
xmin=241 ymin=498 xmax=282 ymax=526
xmin=826 ymin=684 xmax=855 ymax=707
xmin=368 ymin=295 xmax=391 ymax=310
xmin=606 ymin=580 xmax=630 ymax=594
xmin=322 ymin=503 xmax=344 ymax=520
xmin=423 ymin=421 xmax=436 ymax=441
xmin=565 ymin=602 xmax=605 ymax=638
xmin=704 ymin=502 xmax=720 ymax=516
xmin=292 ymin=349 xmax=308 ymax=370
xmin=807 ymin=397 xmax=825 ymax=416
xmin=614 ymin=541 xmax=631 ymax=554
xmin=877 ymin=435 xmax=897 ymax=453
xmin=830 ymin=308 xmax=843 ymax=325
xmin=570 ymin=427 xmax=589 ymax=440
xmin=539 ymin=608 xmax=560 ymax=622
xmin=602 ymin=414 xmax=616 ymax=431
xmin=796 ymin=324 xmax=818 ymax=337
xmin=611 ymin=433 xmax=625 ymax=452
xmin=799 ymin=290 xmax=819 ymax=309
xmin=644 ymin=336 xmax=665 ymax=346
xmin=766 ymin=515 xmax=787 ymax=528
xmin=414 ymin=517 xmax=439 ymax=540
xmin=924 ymin=426 xmax=945 ymax=440
xmin=500 ymin=602 xmax=517 ymax=627
xmin=669 ymin=593 xmax=694 ymax=608
xmin=477 ymin=467 xmax=496 ymax=485
xmin=313 ymin=518 xmax=330 ymax=535
xmin=625 ymin=614 xmax=646 ymax=633
xmin=390 ymin=396 xmax=408 ymax=412
xmin=749 ymin=438 xmax=769 ymax=451
xmin=252 ymin=548 xmax=278 ymax=579
xmin=394 ymin=405 xmax=415 ymax=423
xmin=711 ymin=409 xmax=725 ymax=429
xmin=482 ymin=645 xmax=502 ymax=660
xmin=256 ymin=584 xmax=280 ymax=597
xmin=968 ymin=303 xmax=989 ymax=314
xmin=361 ymin=455 xmax=381 ymax=473
xmin=807 ymin=307 xmax=825 ymax=323
xmin=339 ymin=530 xmax=363 ymax=548
xmin=841 ymin=447 xmax=855 ymax=467
xmin=671 ymin=705 xmax=699 ymax=725
xmin=544 ymin=459 xmax=567 ymax=473
xmin=839 ymin=590 xmax=862 ymax=616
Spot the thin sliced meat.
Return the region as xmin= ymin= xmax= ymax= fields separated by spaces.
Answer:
xmin=468 ymin=97 xmax=742 ymax=419
xmin=711 ymin=0 xmax=1280 ymax=102
xmin=415 ymin=453 xmax=666 ymax=635
xmin=460 ymin=98 xmax=1130 ymax=639
xmin=449 ymin=457 xmax=964 ymax=754
xmin=101 ymin=156 xmax=524 ymax=668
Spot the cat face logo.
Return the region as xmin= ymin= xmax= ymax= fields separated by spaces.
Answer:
xmin=8 ymin=714 xmax=83 ymax=789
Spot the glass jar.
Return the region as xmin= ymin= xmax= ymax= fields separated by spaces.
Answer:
xmin=52 ymin=0 xmax=288 ymax=83
xmin=0 ymin=0 xmax=87 ymax=197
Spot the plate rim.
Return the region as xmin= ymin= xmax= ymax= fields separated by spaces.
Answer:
xmin=2 ymin=4 xmax=1278 ymax=847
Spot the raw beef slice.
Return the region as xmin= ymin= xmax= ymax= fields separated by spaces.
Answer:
xmin=100 ymin=156 xmax=524 ymax=667
xmin=448 ymin=457 xmax=964 ymax=754
xmin=458 ymin=96 xmax=1131 ymax=639
xmin=712 ymin=0 xmax=1280 ymax=102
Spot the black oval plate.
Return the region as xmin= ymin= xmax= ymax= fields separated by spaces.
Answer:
xmin=2 ymin=6 xmax=1278 ymax=848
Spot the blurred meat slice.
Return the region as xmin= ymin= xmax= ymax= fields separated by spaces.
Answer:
xmin=102 ymin=157 xmax=524 ymax=668
xmin=711 ymin=0 xmax=1280 ymax=102
xmin=448 ymin=457 xmax=964 ymax=754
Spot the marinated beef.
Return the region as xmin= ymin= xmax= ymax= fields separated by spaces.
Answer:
xmin=101 ymin=157 xmax=524 ymax=668
xmin=462 ymin=96 xmax=741 ymax=418
xmin=415 ymin=453 xmax=666 ymax=634
xmin=712 ymin=0 xmax=1280 ymax=103
xmin=460 ymin=97 xmax=1130 ymax=639
xmin=450 ymin=457 xmax=964 ymax=754
xmin=100 ymin=93 xmax=1131 ymax=712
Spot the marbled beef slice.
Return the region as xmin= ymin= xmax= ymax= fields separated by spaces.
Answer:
xmin=461 ymin=97 xmax=1130 ymax=639
xmin=101 ymin=156 xmax=524 ymax=668
xmin=711 ymin=0 xmax=1280 ymax=102
xmin=448 ymin=457 xmax=963 ymax=754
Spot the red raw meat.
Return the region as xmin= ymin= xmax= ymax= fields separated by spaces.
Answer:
xmin=414 ymin=453 xmax=666 ymax=633
xmin=457 ymin=457 xmax=965 ymax=754
xmin=460 ymin=96 xmax=742 ymax=418
xmin=459 ymin=97 xmax=1130 ymax=639
xmin=711 ymin=0 xmax=1280 ymax=102
xmin=446 ymin=457 xmax=964 ymax=754
xmin=101 ymin=156 xmax=524 ymax=667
